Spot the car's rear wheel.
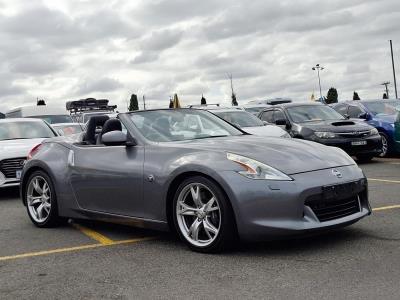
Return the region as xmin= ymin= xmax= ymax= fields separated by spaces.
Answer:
xmin=172 ymin=176 xmax=237 ymax=253
xmin=25 ymin=171 xmax=63 ymax=228
xmin=379 ymin=132 xmax=390 ymax=157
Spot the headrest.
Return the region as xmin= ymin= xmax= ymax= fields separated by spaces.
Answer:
xmin=101 ymin=119 xmax=122 ymax=135
xmin=83 ymin=115 xmax=110 ymax=144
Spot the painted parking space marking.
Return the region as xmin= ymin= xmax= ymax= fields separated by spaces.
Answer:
xmin=369 ymin=178 xmax=400 ymax=184
xmin=0 ymin=237 xmax=155 ymax=262
xmin=372 ymin=205 xmax=400 ymax=212
xmin=71 ymin=222 xmax=114 ymax=245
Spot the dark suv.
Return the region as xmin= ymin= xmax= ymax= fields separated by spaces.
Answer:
xmin=258 ymin=102 xmax=382 ymax=162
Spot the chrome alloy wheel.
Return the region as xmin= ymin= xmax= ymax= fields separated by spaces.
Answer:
xmin=379 ymin=133 xmax=388 ymax=157
xmin=176 ymin=183 xmax=221 ymax=247
xmin=27 ymin=176 xmax=52 ymax=223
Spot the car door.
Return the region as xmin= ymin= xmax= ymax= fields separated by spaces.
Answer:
xmin=69 ymin=144 xmax=144 ymax=218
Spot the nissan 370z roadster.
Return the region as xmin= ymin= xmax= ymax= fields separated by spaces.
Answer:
xmin=21 ymin=109 xmax=371 ymax=253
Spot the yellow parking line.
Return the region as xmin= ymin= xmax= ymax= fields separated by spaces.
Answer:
xmin=0 ymin=237 xmax=155 ymax=262
xmin=71 ymin=223 xmax=114 ymax=245
xmin=373 ymin=205 xmax=400 ymax=212
xmin=368 ymin=178 xmax=400 ymax=184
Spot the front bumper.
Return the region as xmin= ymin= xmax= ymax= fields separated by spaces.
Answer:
xmin=310 ymin=135 xmax=382 ymax=156
xmin=0 ymin=177 xmax=20 ymax=188
xmin=220 ymin=165 xmax=371 ymax=242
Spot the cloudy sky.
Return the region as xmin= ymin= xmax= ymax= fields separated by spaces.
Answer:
xmin=0 ymin=0 xmax=399 ymax=112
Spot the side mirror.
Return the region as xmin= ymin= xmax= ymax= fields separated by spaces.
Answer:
xmin=102 ymin=131 xmax=128 ymax=146
xmin=275 ymin=119 xmax=287 ymax=126
xmin=358 ymin=112 xmax=371 ymax=120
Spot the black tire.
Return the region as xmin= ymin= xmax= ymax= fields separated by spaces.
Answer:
xmin=378 ymin=132 xmax=391 ymax=157
xmin=25 ymin=170 xmax=64 ymax=228
xmin=172 ymin=176 xmax=237 ymax=253
xmin=356 ymin=155 xmax=374 ymax=163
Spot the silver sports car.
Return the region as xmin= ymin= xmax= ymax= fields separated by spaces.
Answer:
xmin=21 ymin=109 xmax=371 ymax=253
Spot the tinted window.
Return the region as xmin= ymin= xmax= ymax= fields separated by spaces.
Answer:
xmin=363 ymin=101 xmax=399 ymax=115
xmin=287 ymin=105 xmax=345 ymax=123
xmin=260 ymin=111 xmax=274 ymax=123
xmin=0 ymin=121 xmax=56 ymax=141
xmin=213 ymin=111 xmax=264 ymax=127
xmin=273 ymin=110 xmax=286 ymax=121
xmin=347 ymin=105 xmax=364 ymax=118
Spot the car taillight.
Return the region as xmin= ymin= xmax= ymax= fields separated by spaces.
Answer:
xmin=27 ymin=144 xmax=43 ymax=160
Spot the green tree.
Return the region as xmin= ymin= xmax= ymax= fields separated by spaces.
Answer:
xmin=128 ymin=94 xmax=139 ymax=111
xmin=353 ymin=91 xmax=361 ymax=100
xmin=231 ymin=93 xmax=238 ymax=106
xmin=201 ymin=94 xmax=207 ymax=105
xmin=326 ymin=87 xmax=338 ymax=104
xmin=169 ymin=98 xmax=174 ymax=108
xmin=37 ymin=99 xmax=46 ymax=106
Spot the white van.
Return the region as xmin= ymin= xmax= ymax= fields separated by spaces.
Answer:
xmin=6 ymin=105 xmax=73 ymax=124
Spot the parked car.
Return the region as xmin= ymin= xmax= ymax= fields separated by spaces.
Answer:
xmin=395 ymin=108 xmax=400 ymax=153
xmin=258 ymin=102 xmax=382 ymax=162
xmin=21 ymin=109 xmax=371 ymax=253
xmin=210 ymin=108 xmax=290 ymax=138
xmin=0 ymin=118 xmax=57 ymax=188
xmin=332 ymin=100 xmax=400 ymax=157
xmin=52 ymin=123 xmax=85 ymax=136
xmin=5 ymin=105 xmax=73 ymax=124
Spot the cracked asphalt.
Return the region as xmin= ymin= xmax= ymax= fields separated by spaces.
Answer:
xmin=0 ymin=157 xmax=399 ymax=299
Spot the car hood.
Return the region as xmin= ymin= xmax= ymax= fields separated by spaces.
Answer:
xmin=242 ymin=125 xmax=288 ymax=137
xmin=0 ymin=138 xmax=44 ymax=160
xmin=298 ymin=120 xmax=371 ymax=132
xmin=170 ymin=135 xmax=354 ymax=175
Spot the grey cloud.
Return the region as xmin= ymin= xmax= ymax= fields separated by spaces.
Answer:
xmin=77 ymin=77 xmax=124 ymax=95
xmin=141 ymin=29 xmax=184 ymax=51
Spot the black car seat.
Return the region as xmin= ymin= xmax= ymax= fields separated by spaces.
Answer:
xmin=97 ymin=119 xmax=123 ymax=144
xmin=83 ymin=115 xmax=110 ymax=145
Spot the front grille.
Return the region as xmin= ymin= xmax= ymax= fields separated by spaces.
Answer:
xmin=0 ymin=157 xmax=26 ymax=178
xmin=306 ymin=195 xmax=361 ymax=222
xmin=336 ymin=130 xmax=370 ymax=138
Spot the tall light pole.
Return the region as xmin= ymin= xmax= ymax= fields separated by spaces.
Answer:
xmin=312 ymin=64 xmax=324 ymax=100
xmin=390 ymin=40 xmax=398 ymax=99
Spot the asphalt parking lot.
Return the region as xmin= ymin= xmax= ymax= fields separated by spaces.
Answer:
xmin=0 ymin=157 xmax=399 ymax=299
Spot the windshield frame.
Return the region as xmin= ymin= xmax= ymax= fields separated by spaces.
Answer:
xmin=125 ymin=108 xmax=246 ymax=143
xmin=286 ymin=105 xmax=345 ymax=123
xmin=213 ymin=110 xmax=265 ymax=127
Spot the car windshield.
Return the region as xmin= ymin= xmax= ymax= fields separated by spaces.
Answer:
xmin=287 ymin=105 xmax=345 ymax=123
xmin=243 ymin=107 xmax=268 ymax=115
xmin=213 ymin=111 xmax=264 ymax=127
xmin=128 ymin=109 xmax=243 ymax=142
xmin=363 ymin=101 xmax=400 ymax=115
xmin=53 ymin=124 xmax=83 ymax=136
xmin=0 ymin=121 xmax=56 ymax=141
xmin=30 ymin=115 xmax=73 ymax=124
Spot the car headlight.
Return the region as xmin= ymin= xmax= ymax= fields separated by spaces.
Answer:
xmin=314 ymin=131 xmax=336 ymax=138
xmin=370 ymin=128 xmax=379 ymax=135
xmin=226 ymin=153 xmax=293 ymax=181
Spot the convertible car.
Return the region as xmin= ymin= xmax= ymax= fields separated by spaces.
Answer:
xmin=21 ymin=109 xmax=371 ymax=253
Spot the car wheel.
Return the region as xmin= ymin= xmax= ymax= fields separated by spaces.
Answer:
xmin=378 ymin=132 xmax=390 ymax=157
xmin=356 ymin=155 xmax=374 ymax=163
xmin=25 ymin=171 xmax=63 ymax=228
xmin=172 ymin=176 xmax=237 ymax=253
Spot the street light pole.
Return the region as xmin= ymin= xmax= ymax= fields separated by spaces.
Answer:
xmin=312 ymin=64 xmax=324 ymax=100
xmin=390 ymin=40 xmax=398 ymax=99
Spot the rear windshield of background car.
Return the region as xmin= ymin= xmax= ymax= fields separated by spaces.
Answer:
xmin=30 ymin=115 xmax=73 ymax=124
xmin=214 ymin=111 xmax=264 ymax=127
xmin=0 ymin=121 xmax=56 ymax=141
xmin=287 ymin=105 xmax=345 ymax=123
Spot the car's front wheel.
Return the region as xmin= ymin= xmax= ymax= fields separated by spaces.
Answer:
xmin=25 ymin=171 xmax=63 ymax=228
xmin=172 ymin=176 xmax=237 ymax=253
xmin=379 ymin=132 xmax=390 ymax=157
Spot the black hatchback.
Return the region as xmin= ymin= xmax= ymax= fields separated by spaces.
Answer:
xmin=258 ymin=103 xmax=382 ymax=162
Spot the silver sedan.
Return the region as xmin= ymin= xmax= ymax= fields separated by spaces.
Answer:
xmin=21 ymin=109 xmax=371 ymax=253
